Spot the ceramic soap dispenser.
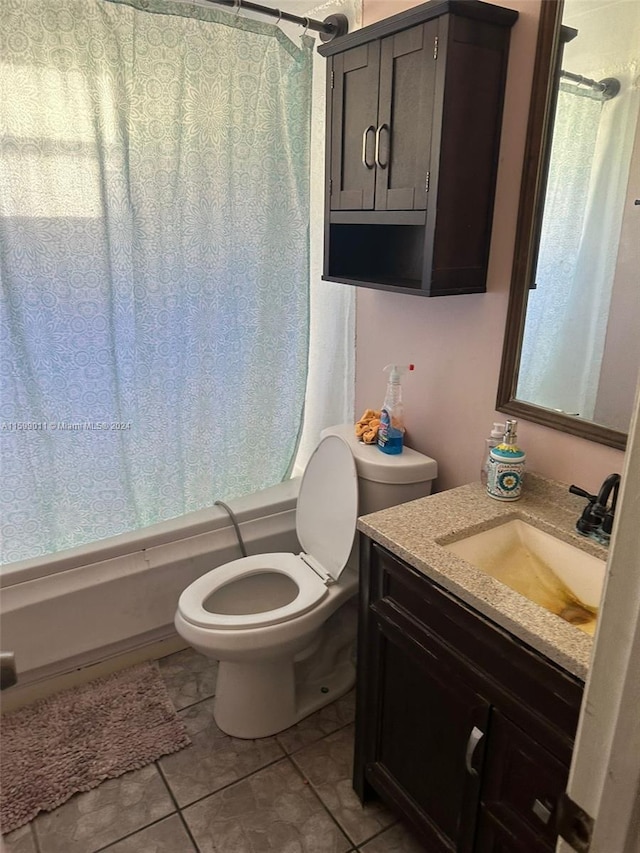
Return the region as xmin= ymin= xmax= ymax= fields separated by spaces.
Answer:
xmin=487 ymin=419 xmax=525 ymax=501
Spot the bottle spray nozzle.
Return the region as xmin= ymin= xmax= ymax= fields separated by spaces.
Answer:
xmin=383 ymin=364 xmax=415 ymax=383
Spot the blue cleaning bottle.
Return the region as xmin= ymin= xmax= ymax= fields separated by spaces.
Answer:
xmin=377 ymin=364 xmax=414 ymax=455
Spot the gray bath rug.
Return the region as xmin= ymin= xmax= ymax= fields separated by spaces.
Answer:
xmin=0 ymin=661 xmax=190 ymax=834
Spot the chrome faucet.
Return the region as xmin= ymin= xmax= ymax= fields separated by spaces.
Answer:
xmin=569 ymin=473 xmax=621 ymax=543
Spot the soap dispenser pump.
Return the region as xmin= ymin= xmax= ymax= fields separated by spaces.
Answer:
xmin=487 ymin=419 xmax=525 ymax=501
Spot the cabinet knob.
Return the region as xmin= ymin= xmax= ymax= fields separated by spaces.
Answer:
xmin=362 ymin=126 xmax=375 ymax=169
xmin=464 ymin=725 xmax=484 ymax=777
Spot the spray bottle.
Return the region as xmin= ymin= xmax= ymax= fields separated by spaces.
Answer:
xmin=377 ymin=364 xmax=414 ymax=455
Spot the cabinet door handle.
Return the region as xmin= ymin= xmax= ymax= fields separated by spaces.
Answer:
xmin=532 ymin=798 xmax=552 ymax=825
xmin=362 ymin=125 xmax=375 ymax=169
xmin=375 ymin=123 xmax=389 ymax=168
xmin=464 ymin=725 xmax=484 ymax=777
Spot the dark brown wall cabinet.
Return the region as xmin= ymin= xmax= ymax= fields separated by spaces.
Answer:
xmin=319 ymin=0 xmax=518 ymax=296
xmin=356 ymin=539 xmax=585 ymax=851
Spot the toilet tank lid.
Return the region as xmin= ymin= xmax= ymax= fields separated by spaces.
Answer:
xmin=321 ymin=424 xmax=438 ymax=486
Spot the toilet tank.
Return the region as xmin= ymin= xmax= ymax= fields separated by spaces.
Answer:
xmin=321 ymin=424 xmax=438 ymax=516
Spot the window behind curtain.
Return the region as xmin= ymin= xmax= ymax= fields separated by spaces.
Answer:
xmin=0 ymin=0 xmax=312 ymax=564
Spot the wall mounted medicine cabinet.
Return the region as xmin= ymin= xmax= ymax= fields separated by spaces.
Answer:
xmin=318 ymin=0 xmax=518 ymax=297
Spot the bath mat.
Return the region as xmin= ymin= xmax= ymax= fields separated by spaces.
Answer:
xmin=0 ymin=661 xmax=190 ymax=834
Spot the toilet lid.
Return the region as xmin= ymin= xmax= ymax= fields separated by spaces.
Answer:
xmin=296 ymin=434 xmax=358 ymax=582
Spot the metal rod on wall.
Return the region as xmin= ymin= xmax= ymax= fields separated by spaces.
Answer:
xmin=199 ymin=0 xmax=349 ymax=41
xmin=561 ymin=69 xmax=620 ymax=100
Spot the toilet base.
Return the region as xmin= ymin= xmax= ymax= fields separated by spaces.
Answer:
xmin=213 ymin=601 xmax=357 ymax=739
xmin=213 ymin=658 xmax=297 ymax=739
xmin=213 ymin=657 xmax=355 ymax=739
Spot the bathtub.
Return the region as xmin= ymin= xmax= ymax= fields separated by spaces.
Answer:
xmin=0 ymin=479 xmax=300 ymax=688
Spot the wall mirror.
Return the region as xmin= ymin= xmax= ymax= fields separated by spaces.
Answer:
xmin=497 ymin=0 xmax=639 ymax=450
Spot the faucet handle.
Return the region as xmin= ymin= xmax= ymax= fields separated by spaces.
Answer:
xmin=569 ymin=485 xmax=597 ymax=502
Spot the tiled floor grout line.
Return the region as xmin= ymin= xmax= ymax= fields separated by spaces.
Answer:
xmin=164 ymin=684 xmax=365 ymax=848
xmin=355 ymin=817 xmax=402 ymax=851
xmin=91 ymin=809 xmax=178 ymax=853
xmin=163 ymin=751 xmax=289 ymax=814
xmin=160 ymin=681 xmax=364 ymax=848
xmin=286 ymin=737 xmax=403 ymax=852
xmin=30 ymin=823 xmax=42 ymax=853
xmin=155 ymin=762 xmax=200 ymax=853
xmin=175 ymin=811 xmax=200 ymax=853
xmin=277 ymin=717 xmax=356 ymax=758
xmin=286 ymin=748 xmax=397 ymax=852
xmin=284 ymin=754 xmax=360 ymax=850
xmin=172 ymin=691 xmax=217 ymax=714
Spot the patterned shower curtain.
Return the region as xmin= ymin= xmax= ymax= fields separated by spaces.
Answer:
xmin=517 ymin=65 xmax=639 ymax=421
xmin=0 ymin=0 xmax=312 ymax=564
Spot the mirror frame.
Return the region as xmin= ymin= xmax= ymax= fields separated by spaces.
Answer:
xmin=496 ymin=0 xmax=627 ymax=451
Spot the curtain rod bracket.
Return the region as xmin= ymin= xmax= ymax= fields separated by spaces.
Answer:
xmin=319 ymin=13 xmax=349 ymax=42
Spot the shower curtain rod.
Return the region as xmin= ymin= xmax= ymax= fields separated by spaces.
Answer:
xmin=200 ymin=0 xmax=349 ymax=41
xmin=561 ymin=69 xmax=620 ymax=101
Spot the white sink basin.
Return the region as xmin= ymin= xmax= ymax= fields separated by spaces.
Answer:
xmin=443 ymin=520 xmax=606 ymax=635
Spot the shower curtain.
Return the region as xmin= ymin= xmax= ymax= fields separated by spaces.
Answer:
xmin=0 ymin=0 xmax=312 ymax=563
xmin=517 ymin=64 xmax=639 ymax=420
xmin=292 ymin=0 xmax=359 ymax=475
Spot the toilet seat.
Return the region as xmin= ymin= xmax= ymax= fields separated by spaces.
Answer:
xmin=177 ymin=553 xmax=329 ymax=629
xmin=177 ymin=434 xmax=358 ymax=632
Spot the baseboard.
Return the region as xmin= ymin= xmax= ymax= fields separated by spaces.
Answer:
xmin=1 ymin=632 xmax=188 ymax=714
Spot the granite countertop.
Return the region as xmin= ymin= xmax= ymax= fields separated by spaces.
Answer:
xmin=357 ymin=473 xmax=609 ymax=681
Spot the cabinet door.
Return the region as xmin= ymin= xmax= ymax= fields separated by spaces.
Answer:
xmin=475 ymin=811 xmax=548 ymax=853
xmin=374 ymin=21 xmax=438 ymax=211
xmin=479 ymin=711 xmax=569 ymax=851
xmin=367 ymin=613 xmax=490 ymax=852
xmin=329 ymin=42 xmax=380 ymax=211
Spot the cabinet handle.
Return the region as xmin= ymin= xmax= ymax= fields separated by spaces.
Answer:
xmin=362 ymin=125 xmax=375 ymax=169
xmin=532 ymin=798 xmax=552 ymax=825
xmin=464 ymin=726 xmax=484 ymax=777
xmin=375 ymin=123 xmax=389 ymax=169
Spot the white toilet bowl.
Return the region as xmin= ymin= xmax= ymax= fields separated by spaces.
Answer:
xmin=175 ymin=434 xmax=360 ymax=738
xmin=175 ymin=428 xmax=438 ymax=739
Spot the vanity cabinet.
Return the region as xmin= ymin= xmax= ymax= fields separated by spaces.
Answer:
xmin=318 ymin=0 xmax=518 ymax=297
xmin=355 ymin=538 xmax=584 ymax=852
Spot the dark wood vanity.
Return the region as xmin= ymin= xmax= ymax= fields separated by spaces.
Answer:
xmin=318 ymin=0 xmax=518 ymax=296
xmin=355 ymin=537 xmax=585 ymax=852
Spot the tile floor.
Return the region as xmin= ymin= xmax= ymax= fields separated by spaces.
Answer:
xmin=4 ymin=649 xmax=427 ymax=853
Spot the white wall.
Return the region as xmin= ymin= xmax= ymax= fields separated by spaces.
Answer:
xmin=356 ymin=0 xmax=626 ymax=493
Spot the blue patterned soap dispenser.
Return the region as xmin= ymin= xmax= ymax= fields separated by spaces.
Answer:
xmin=487 ymin=419 xmax=525 ymax=501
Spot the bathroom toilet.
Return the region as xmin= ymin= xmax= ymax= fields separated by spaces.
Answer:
xmin=175 ymin=424 xmax=437 ymax=739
